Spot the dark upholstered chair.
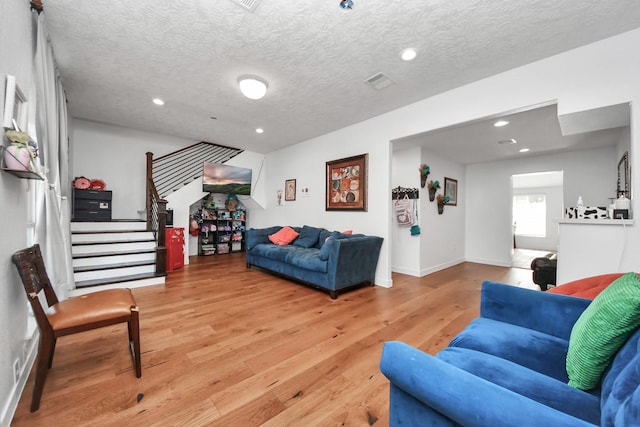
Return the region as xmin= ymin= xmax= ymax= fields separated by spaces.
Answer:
xmin=12 ymin=244 xmax=141 ymax=412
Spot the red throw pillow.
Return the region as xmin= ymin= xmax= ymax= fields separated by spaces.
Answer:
xmin=269 ymin=226 xmax=299 ymax=245
xmin=342 ymin=230 xmax=353 ymax=234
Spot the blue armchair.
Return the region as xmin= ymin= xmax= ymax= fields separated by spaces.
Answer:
xmin=380 ymin=281 xmax=640 ymax=426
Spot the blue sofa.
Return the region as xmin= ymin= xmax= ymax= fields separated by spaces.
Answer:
xmin=246 ymin=226 xmax=383 ymax=299
xmin=380 ymin=281 xmax=640 ymax=426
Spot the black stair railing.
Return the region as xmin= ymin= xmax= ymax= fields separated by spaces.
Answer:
xmin=145 ymin=142 xmax=244 ymax=274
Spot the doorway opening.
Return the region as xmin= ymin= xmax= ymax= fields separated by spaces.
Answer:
xmin=511 ymin=171 xmax=563 ymax=269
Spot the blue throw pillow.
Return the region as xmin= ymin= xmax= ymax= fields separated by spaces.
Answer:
xmin=318 ymin=231 xmax=341 ymax=260
xmin=293 ymin=225 xmax=322 ymax=248
xmin=316 ymin=229 xmax=332 ymax=248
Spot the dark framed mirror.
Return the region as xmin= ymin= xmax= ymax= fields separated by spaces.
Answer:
xmin=617 ymin=151 xmax=630 ymax=198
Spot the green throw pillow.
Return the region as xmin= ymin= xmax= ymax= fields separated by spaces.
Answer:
xmin=566 ymin=272 xmax=640 ymax=390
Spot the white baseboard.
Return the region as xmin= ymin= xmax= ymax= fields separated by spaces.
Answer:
xmin=1 ymin=330 xmax=39 ymax=427
xmin=419 ymin=258 xmax=465 ymax=277
xmin=391 ymin=266 xmax=421 ymax=277
xmin=464 ymin=256 xmax=512 ymax=267
xmin=374 ymin=275 xmax=393 ymax=288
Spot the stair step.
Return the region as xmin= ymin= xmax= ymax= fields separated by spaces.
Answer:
xmin=72 ymin=239 xmax=156 ymax=246
xmin=72 ymin=232 xmax=154 ymax=244
xmin=72 ymin=240 xmax=158 ymax=255
xmin=74 ymin=264 xmax=156 ymax=282
xmin=74 ymin=260 xmax=155 ymax=273
xmin=72 ymin=229 xmax=151 ymax=235
xmin=72 ymin=249 xmax=156 ymax=259
xmin=75 ymin=272 xmax=166 ymax=289
xmin=71 ymin=220 xmax=147 ymax=232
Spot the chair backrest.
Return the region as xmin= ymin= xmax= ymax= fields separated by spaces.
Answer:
xmin=12 ymin=244 xmax=59 ymax=331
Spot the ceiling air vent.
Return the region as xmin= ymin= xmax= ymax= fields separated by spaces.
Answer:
xmin=230 ymin=0 xmax=262 ymax=12
xmin=364 ymin=72 xmax=394 ymax=90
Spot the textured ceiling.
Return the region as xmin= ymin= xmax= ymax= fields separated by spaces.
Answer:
xmin=42 ymin=0 xmax=640 ymax=154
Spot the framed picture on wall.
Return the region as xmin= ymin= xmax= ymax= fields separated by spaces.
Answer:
xmin=444 ymin=177 xmax=458 ymax=206
xmin=285 ymin=179 xmax=296 ymax=201
xmin=326 ymin=153 xmax=368 ymax=211
xmin=2 ymin=75 xmax=28 ymax=131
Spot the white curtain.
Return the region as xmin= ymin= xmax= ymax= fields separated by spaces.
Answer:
xmin=34 ymin=12 xmax=74 ymax=299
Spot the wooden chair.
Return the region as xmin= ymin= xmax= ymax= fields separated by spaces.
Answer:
xmin=12 ymin=244 xmax=141 ymax=412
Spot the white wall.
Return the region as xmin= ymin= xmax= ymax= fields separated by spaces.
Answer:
xmin=72 ymin=119 xmax=197 ymax=219
xmin=390 ymin=147 xmax=465 ymax=277
xmin=0 ymin=2 xmax=38 ymax=425
xmin=467 ymin=147 xmax=616 ymax=266
xmin=419 ymin=150 xmax=465 ymax=276
xmin=513 ymin=185 xmax=563 ymax=252
xmin=391 ymin=146 xmax=421 ymax=275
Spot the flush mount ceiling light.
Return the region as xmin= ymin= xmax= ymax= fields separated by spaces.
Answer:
xmin=256 ymin=128 xmax=264 ymax=134
xmin=494 ymin=120 xmax=509 ymax=127
xmin=152 ymin=98 xmax=165 ymax=106
xmin=238 ymin=76 xmax=268 ymax=100
xmin=497 ymin=138 xmax=517 ymax=145
xmin=519 ymin=148 xmax=530 ymax=153
xmin=400 ymin=48 xmax=417 ymax=61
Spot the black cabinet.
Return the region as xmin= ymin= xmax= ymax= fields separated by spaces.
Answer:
xmin=73 ymin=189 xmax=112 ymax=221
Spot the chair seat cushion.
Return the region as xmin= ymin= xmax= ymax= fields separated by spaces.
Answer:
xmin=47 ymin=288 xmax=137 ymax=332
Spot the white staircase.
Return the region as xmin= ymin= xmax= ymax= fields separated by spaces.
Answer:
xmin=70 ymin=220 xmax=166 ymax=296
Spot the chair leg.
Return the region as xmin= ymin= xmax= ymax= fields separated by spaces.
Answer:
xmin=129 ymin=307 xmax=142 ymax=378
xmin=31 ymin=332 xmax=55 ymax=412
xmin=48 ymin=338 xmax=57 ymax=368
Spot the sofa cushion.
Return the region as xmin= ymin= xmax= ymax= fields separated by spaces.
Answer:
xmin=293 ymin=225 xmax=322 ymax=248
xmin=285 ymin=247 xmax=327 ymax=273
xmin=246 ymin=226 xmax=282 ymax=250
xmin=316 ymin=230 xmax=332 ymax=248
xmin=318 ymin=231 xmax=341 ymax=260
xmin=449 ymin=317 xmax=570 ymax=382
xmin=269 ymin=226 xmax=299 ymax=245
xmin=251 ymin=243 xmax=298 ymax=262
xmin=436 ymin=347 xmax=600 ymax=425
xmin=567 ymin=272 xmax=640 ymax=390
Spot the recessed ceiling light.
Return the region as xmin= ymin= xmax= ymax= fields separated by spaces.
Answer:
xmin=494 ymin=120 xmax=509 ymax=127
xmin=256 ymin=128 xmax=264 ymax=134
xmin=400 ymin=48 xmax=417 ymax=61
xmin=519 ymin=148 xmax=530 ymax=153
xmin=152 ymin=98 xmax=164 ymax=106
xmin=238 ymin=76 xmax=268 ymax=100
xmin=497 ymin=139 xmax=517 ymax=145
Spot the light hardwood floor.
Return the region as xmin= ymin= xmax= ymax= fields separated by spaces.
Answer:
xmin=11 ymin=254 xmax=536 ymax=426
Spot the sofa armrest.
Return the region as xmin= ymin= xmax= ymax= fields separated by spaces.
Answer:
xmin=326 ymin=236 xmax=383 ymax=289
xmin=480 ymin=281 xmax=591 ymax=340
xmin=380 ymin=341 xmax=596 ymax=427
xmin=246 ymin=226 xmax=282 ymax=251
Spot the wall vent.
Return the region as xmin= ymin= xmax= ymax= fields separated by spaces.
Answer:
xmin=363 ymin=72 xmax=394 ymax=90
xmin=230 ymin=0 xmax=262 ymax=12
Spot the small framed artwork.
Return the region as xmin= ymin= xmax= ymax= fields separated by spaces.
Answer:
xmin=285 ymin=179 xmax=296 ymax=201
xmin=2 ymin=75 xmax=28 ymax=131
xmin=444 ymin=177 xmax=458 ymax=206
xmin=326 ymin=153 xmax=368 ymax=211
